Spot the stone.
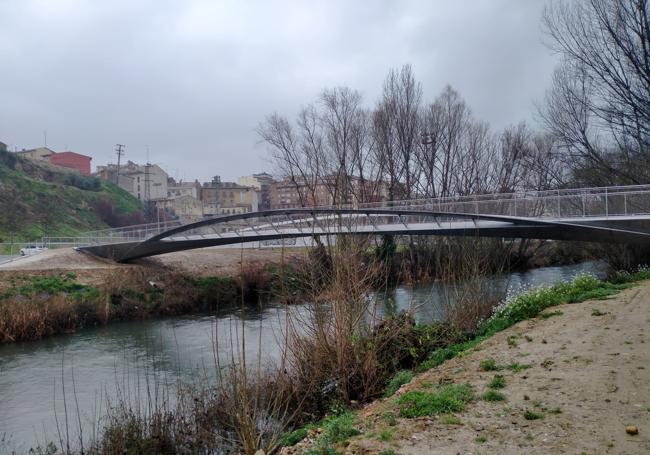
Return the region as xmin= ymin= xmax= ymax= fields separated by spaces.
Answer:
xmin=626 ymin=425 xmax=639 ymax=435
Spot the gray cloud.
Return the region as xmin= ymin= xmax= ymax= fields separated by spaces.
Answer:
xmin=0 ymin=0 xmax=557 ymax=182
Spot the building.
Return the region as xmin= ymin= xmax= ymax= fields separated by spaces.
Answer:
xmin=154 ymin=195 xmax=204 ymax=222
xmin=48 ymin=151 xmax=92 ymax=175
xmin=201 ymin=176 xmax=259 ymax=215
xmin=270 ymin=175 xmax=390 ymax=209
xmin=96 ymin=161 xmax=168 ymax=201
xmin=15 ymin=147 xmax=92 ymax=175
xmin=238 ymin=172 xmax=274 ymax=211
xmin=0 ymin=141 xmax=7 ymax=152
xmin=16 ymin=147 xmax=55 ymax=161
xmin=167 ymin=178 xmax=201 ymax=199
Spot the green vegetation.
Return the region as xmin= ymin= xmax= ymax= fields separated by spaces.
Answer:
xmin=487 ymin=374 xmax=506 ymax=389
xmin=280 ymin=425 xmax=314 ymax=447
xmin=384 ymin=370 xmax=414 ymax=397
xmin=507 ymin=362 xmax=531 ymax=373
xmin=396 ymin=384 xmax=474 ymax=418
xmin=475 ymin=436 xmax=487 ymax=443
xmin=540 ymin=310 xmax=563 ymax=319
xmin=305 ymin=412 xmax=360 ymax=455
xmin=440 ymin=414 xmax=462 ymax=425
xmin=479 ymin=358 xmax=501 ymax=371
xmin=481 ymin=390 xmax=506 ymax=402
xmin=0 ymin=149 xmax=143 ymax=240
xmin=523 ymin=409 xmax=544 ymax=420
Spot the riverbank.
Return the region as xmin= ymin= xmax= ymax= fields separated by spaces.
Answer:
xmin=286 ymin=275 xmax=650 ymax=454
xmin=0 ymin=248 xmax=309 ymax=343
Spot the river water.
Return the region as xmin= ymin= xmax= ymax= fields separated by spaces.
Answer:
xmin=0 ymin=261 xmax=607 ymax=452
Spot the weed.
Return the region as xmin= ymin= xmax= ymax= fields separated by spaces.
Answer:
xmin=379 ymin=450 xmax=397 ymax=455
xmin=378 ymin=429 xmax=394 ymax=442
xmin=382 ymin=412 xmax=397 ymax=426
xmin=507 ymin=362 xmax=531 ymax=372
xmin=507 ymin=335 xmax=518 ymax=347
xmin=479 ymin=358 xmax=501 ymax=371
xmin=319 ymin=412 xmax=360 ymax=445
xmin=475 ymin=436 xmax=487 ymax=443
xmin=384 ymin=371 xmax=414 ymax=398
xmin=523 ymin=410 xmax=544 ymax=420
xmin=440 ymin=414 xmax=462 ymax=425
xmin=280 ymin=425 xmax=313 ymax=447
xmin=481 ymin=390 xmax=506 ymax=402
xmin=592 ymin=308 xmax=608 ymax=316
xmin=487 ymin=375 xmax=506 ymax=389
xmin=540 ymin=310 xmax=563 ymax=319
xmin=549 ymin=407 xmax=562 ymax=414
xmin=396 ymin=384 xmax=474 ymax=418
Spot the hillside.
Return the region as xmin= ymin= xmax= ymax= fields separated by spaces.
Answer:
xmin=0 ymin=149 xmax=143 ymax=241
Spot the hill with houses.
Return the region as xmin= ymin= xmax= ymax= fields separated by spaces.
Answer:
xmin=0 ymin=147 xmax=143 ymax=242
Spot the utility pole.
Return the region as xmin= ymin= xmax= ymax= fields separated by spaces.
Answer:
xmin=115 ymin=144 xmax=125 ymax=184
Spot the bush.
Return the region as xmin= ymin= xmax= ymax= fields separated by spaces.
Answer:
xmin=64 ymin=173 xmax=101 ymax=191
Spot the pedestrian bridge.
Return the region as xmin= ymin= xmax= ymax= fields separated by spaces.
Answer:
xmin=75 ymin=185 xmax=650 ymax=262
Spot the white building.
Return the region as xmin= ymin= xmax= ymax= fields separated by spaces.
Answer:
xmin=97 ymin=161 xmax=168 ymax=201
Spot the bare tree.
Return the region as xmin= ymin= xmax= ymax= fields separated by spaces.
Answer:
xmin=543 ymin=0 xmax=650 ymax=184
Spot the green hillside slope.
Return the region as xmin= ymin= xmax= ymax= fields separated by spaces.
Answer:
xmin=0 ymin=149 xmax=144 ymax=241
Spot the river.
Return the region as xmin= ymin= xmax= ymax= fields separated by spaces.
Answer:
xmin=0 ymin=261 xmax=607 ymax=452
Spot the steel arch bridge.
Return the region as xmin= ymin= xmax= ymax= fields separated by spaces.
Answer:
xmin=73 ymin=185 xmax=650 ymax=262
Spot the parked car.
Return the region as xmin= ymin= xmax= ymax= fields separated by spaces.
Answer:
xmin=19 ymin=245 xmax=48 ymax=256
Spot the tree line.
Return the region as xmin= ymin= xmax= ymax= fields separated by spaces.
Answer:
xmin=259 ymin=0 xmax=650 ymax=204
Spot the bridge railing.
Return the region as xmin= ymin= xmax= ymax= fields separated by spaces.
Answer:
xmin=73 ymin=185 xmax=650 ymax=246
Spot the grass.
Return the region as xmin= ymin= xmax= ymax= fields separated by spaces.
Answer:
xmin=475 ymin=436 xmax=487 ymax=443
xmin=540 ymin=310 xmax=563 ymax=319
xmin=479 ymin=358 xmax=501 ymax=371
xmin=0 ymin=150 xmax=144 ymax=240
xmin=507 ymin=362 xmax=531 ymax=372
xmin=523 ymin=409 xmax=544 ymax=420
xmin=440 ymin=414 xmax=463 ymax=425
xmin=481 ymin=390 xmax=506 ymax=402
xmin=487 ymin=374 xmax=506 ymax=389
xmin=384 ymin=370 xmax=414 ymax=397
xmin=310 ymin=412 xmax=360 ymax=448
xmin=591 ymin=308 xmax=608 ymax=316
xmin=396 ymin=384 xmax=474 ymax=418
xmin=377 ymin=429 xmax=394 ymax=441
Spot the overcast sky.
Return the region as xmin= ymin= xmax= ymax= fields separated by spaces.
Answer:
xmin=0 ymin=0 xmax=558 ymax=182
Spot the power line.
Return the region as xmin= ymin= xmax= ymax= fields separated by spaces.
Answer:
xmin=115 ymin=144 xmax=125 ymax=184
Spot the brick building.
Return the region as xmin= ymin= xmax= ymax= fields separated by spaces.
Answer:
xmin=48 ymin=151 xmax=92 ymax=175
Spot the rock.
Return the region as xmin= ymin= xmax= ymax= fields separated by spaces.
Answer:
xmin=626 ymin=425 xmax=639 ymax=435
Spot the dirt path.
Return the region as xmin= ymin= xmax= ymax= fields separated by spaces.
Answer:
xmin=339 ymin=282 xmax=650 ymax=454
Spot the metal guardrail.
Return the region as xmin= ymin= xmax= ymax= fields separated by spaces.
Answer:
xmin=34 ymin=185 xmax=650 ymax=248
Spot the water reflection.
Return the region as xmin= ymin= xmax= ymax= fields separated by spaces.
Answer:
xmin=0 ymin=261 xmax=607 ymax=451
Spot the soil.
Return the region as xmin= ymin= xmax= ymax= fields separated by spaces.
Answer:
xmin=0 ymin=246 xmax=307 ymax=285
xmin=299 ymin=281 xmax=650 ymax=454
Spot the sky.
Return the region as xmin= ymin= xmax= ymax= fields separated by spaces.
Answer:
xmin=0 ymin=0 xmax=559 ymax=182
